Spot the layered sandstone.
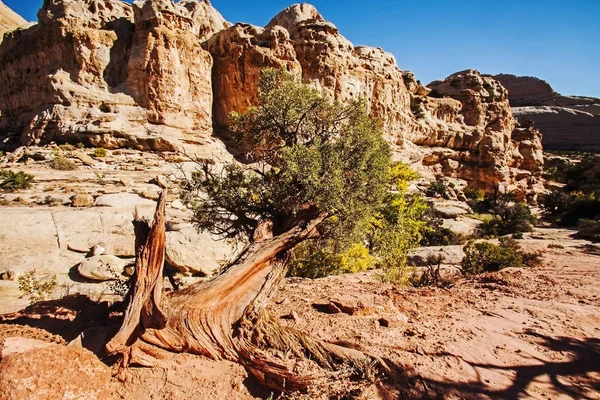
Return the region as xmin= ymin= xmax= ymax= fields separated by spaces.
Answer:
xmin=206 ymin=4 xmax=543 ymax=193
xmin=0 ymin=0 xmax=228 ymax=153
xmin=0 ymin=0 xmax=26 ymax=41
xmin=0 ymin=1 xmax=544 ymax=193
xmin=494 ymin=74 xmax=600 ymax=151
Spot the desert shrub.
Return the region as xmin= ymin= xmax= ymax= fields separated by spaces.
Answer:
xmin=185 ymin=68 xmax=427 ymax=284
xmin=18 ymin=270 xmax=57 ymax=304
xmin=420 ymin=208 xmax=466 ymax=246
xmin=290 ymin=243 xmax=376 ymax=278
xmin=0 ymin=170 xmax=34 ymax=192
xmin=464 ymin=188 xmax=485 ymax=203
xmin=426 ymin=175 xmax=451 ymax=199
xmin=58 ymin=143 xmax=76 ymax=152
xmin=51 ymin=150 xmax=77 ymax=171
xmin=409 ymin=254 xmax=454 ymax=288
xmin=461 ymin=237 xmax=524 ymax=275
xmin=93 ymin=147 xmax=107 ymax=158
xmin=470 ymin=188 xmax=535 ymax=237
xmin=542 ymin=156 xmax=574 ymax=183
xmin=476 ymin=202 xmax=535 ymax=237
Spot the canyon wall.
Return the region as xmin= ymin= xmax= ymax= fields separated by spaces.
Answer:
xmin=0 ymin=1 xmax=544 ymax=193
xmin=494 ymin=74 xmax=600 ymax=151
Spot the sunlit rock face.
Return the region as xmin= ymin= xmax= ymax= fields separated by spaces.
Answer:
xmin=495 ymin=73 xmax=600 ymax=152
xmin=0 ymin=0 xmax=227 ymax=151
xmin=0 ymin=1 xmax=543 ymax=194
xmin=0 ymin=0 xmax=26 ymax=42
xmin=206 ymin=5 xmax=544 ymax=194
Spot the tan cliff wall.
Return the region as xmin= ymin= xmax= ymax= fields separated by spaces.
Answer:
xmin=0 ymin=1 xmax=543 ymax=194
xmin=0 ymin=0 xmax=26 ymax=41
xmin=494 ymin=74 xmax=600 ymax=151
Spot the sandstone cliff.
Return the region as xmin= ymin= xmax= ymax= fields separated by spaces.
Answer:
xmin=206 ymin=4 xmax=543 ymax=193
xmin=0 ymin=1 xmax=544 ymax=194
xmin=494 ymin=74 xmax=600 ymax=151
xmin=0 ymin=0 xmax=230 ymax=157
xmin=0 ymin=0 xmax=26 ymax=42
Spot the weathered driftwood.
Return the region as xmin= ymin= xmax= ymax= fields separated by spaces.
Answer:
xmin=107 ymin=193 xmax=382 ymax=391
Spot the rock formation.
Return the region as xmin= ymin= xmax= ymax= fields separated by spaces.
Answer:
xmin=0 ymin=1 xmax=544 ymax=193
xmin=494 ymin=74 xmax=600 ymax=151
xmin=206 ymin=4 xmax=543 ymax=193
xmin=0 ymin=0 xmax=228 ymax=153
xmin=0 ymin=0 xmax=26 ymax=41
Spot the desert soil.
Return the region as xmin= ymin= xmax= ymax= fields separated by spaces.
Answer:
xmin=1 ymin=226 xmax=598 ymax=399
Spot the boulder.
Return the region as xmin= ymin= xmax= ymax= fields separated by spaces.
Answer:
xmin=0 ymin=337 xmax=111 ymax=400
xmin=431 ymin=200 xmax=472 ymax=219
xmin=409 ymin=245 xmax=465 ymax=266
xmin=77 ymin=254 xmax=129 ymax=281
xmin=165 ymin=227 xmax=241 ymax=276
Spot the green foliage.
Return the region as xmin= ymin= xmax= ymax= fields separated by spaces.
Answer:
xmin=542 ymin=156 xmax=574 ymax=183
xmin=93 ymin=147 xmax=107 ymax=158
xmin=58 ymin=143 xmax=76 ymax=152
xmin=472 ymin=188 xmax=535 ymax=237
xmin=461 ymin=238 xmax=523 ymax=275
xmin=51 ymin=149 xmax=77 ymax=171
xmin=0 ymin=170 xmax=34 ymax=192
xmin=425 ymin=175 xmax=451 ymax=199
xmin=420 ymin=206 xmax=466 ymax=246
xmin=184 ymin=68 xmax=426 ymax=282
xmin=289 ymin=243 xmax=376 ymax=278
xmin=18 ymin=270 xmax=57 ymax=304
xmin=409 ymin=254 xmax=453 ymax=288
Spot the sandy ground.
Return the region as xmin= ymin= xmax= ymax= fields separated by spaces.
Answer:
xmin=1 ymin=226 xmax=599 ymax=399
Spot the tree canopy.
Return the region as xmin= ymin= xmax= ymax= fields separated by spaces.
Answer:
xmin=183 ymin=68 xmax=426 ymax=280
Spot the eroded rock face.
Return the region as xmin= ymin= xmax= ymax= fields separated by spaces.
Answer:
xmin=0 ymin=0 xmax=227 ymax=150
xmin=494 ymin=74 xmax=600 ymax=151
xmin=0 ymin=1 xmax=544 ymax=193
xmin=0 ymin=0 xmax=26 ymax=42
xmin=206 ymin=5 xmax=543 ymax=193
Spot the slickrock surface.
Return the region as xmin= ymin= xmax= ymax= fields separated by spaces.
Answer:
xmin=494 ymin=74 xmax=600 ymax=151
xmin=0 ymin=1 xmax=543 ymax=193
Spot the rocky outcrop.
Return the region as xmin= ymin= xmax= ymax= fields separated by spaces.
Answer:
xmin=494 ymin=74 xmax=600 ymax=151
xmin=0 ymin=1 xmax=543 ymax=193
xmin=0 ymin=0 xmax=228 ymax=151
xmin=0 ymin=0 xmax=26 ymax=41
xmin=206 ymin=4 xmax=543 ymax=193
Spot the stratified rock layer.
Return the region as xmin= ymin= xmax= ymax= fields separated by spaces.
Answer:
xmin=0 ymin=1 xmax=544 ymax=193
xmin=494 ymin=74 xmax=600 ymax=151
xmin=206 ymin=4 xmax=543 ymax=193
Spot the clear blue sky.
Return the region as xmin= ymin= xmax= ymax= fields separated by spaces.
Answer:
xmin=5 ymin=0 xmax=600 ymax=97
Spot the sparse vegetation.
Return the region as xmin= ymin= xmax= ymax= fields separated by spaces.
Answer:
xmin=461 ymin=237 xmax=541 ymax=276
xmin=426 ymin=175 xmax=451 ymax=199
xmin=0 ymin=170 xmax=34 ymax=192
xmin=471 ymin=188 xmax=535 ymax=237
xmin=18 ymin=270 xmax=57 ymax=304
xmin=51 ymin=149 xmax=77 ymax=170
xmin=93 ymin=147 xmax=107 ymax=158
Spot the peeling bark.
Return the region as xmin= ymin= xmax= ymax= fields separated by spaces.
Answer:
xmin=108 ymin=197 xmax=381 ymax=391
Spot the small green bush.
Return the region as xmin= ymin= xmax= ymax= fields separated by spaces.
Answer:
xmin=93 ymin=147 xmax=107 ymax=158
xmin=0 ymin=170 xmax=34 ymax=192
xmin=426 ymin=176 xmax=451 ymax=199
xmin=18 ymin=270 xmax=57 ymax=304
xmin=461 ymin=238 xmax=523 ymax=275
xmin=420 ymin=210 xmax=466 ymax=246
xmin=51 ymin=151 xmax=77 ymax=171
xmin=476 ymin=202 xmax=535 ymax=237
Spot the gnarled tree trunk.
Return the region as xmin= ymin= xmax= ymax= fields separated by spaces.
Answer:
xmin=107 ymin=191 xmax=382 ymax=391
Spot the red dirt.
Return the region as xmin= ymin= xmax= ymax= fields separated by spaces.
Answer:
xmin=1 ymin=227 xmax=599 ymax=399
